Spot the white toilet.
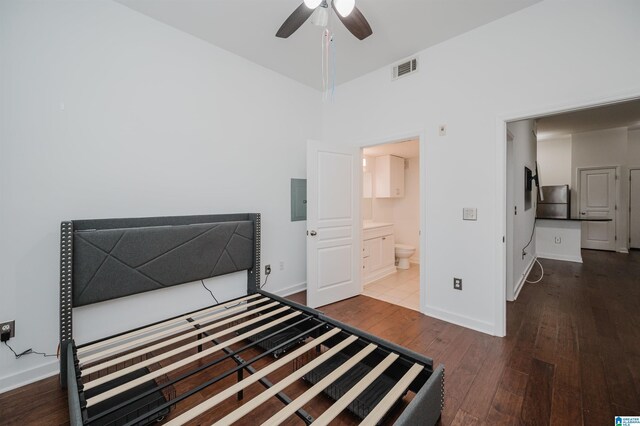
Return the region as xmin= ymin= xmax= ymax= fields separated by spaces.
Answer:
xmin=394 ymin=244 xmax=416 ymax=269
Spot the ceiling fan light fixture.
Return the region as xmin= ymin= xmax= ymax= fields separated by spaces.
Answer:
xmin=311 ymin=7 xmax=329 ymax=27
xmin=334 ymin=0 xmax=355 ymax=17
xmin=304 ymin=0 xmax=322 ymax=9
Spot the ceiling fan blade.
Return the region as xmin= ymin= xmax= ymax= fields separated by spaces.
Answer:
xmin=332 ymin=4 xmax=373 ymax=40
xmin=276 ymin=3 xmax=315 ymax=38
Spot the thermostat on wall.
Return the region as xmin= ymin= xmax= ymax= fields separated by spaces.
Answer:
xmin=463 ymin=208 xmax=477 ymax=221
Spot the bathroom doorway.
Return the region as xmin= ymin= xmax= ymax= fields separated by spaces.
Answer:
xmin=360 ymin=138 xmax=422 ymax=311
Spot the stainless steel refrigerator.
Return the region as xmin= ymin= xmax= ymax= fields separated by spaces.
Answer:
xmin=537 ymin=185 xmax=571 ymax=219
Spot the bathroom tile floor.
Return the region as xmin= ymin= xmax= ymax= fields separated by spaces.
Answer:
xmin=361 ymin=263 xmax=420 ymax=311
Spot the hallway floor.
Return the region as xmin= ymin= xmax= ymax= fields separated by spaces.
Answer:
xmin=362 ymin=263 xmax=420 ymax=311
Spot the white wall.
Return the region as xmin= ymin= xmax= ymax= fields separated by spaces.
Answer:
xmin=322 ymin=0 xmax=640 ymax=334
xmin=537 ymin=136 xmax=572 ymax=186
xmin=571 ymin=127 xmax=635 ymax=251
xmin=506 ymin=120 xmax=537 ymax=301
xmin=0 ymin=0 xmax=320 ymax=392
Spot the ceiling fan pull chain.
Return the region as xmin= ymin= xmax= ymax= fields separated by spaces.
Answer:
xmin=322 ymin=28 xmax=330 ymax=101
xmin=330 ymin=33 xmax=336 ymax=100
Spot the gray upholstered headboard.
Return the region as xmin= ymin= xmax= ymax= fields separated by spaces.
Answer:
xmin=59 ymin=213 xmax=260 ymax=387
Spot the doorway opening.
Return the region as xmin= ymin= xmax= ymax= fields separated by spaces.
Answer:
xmin=503 ymin=97 xmax=640 ymax=334
xmin=359 ymin=138 xmax=422 ymax=311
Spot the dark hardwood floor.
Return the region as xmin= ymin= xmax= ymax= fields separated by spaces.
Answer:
xmin=1 ymin=249 xmax=639 ymax=425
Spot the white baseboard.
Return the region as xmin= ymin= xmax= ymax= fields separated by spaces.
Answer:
xmin=423 ymin=304 xmax=495 ymax=336
xmin=270 ymin=281 xmax=306 ymax=298
xmin=618 ymin=249 xmax=629 ymax=254
xmin=0 ymin=359 xmax=58 ymax=395
xmin=537 ymin=252 xmax=582 ymax=263
xmin=363 ymin=266 xmax=396 ymax=285
xmin=510 ymin=256 xmax=537 ymax=302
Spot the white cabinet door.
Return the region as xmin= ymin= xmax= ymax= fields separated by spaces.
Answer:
xmin=306 ymin=140 xmax=361 ymax=308
xmin=579 ymin=167 xmax=616 ymax=251
xmin=367 ymin=237 xmax=383 ymax=272
xmin=390 ymin=155 xmax=405 ymax=197
xmin=380 ymin=234 xmax=395 ymax=268
xmin=375 ymin=155 xmax=405 ymax=198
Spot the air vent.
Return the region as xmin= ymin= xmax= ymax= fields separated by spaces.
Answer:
xmin=392 ymin=57 xmax=418 ymax=80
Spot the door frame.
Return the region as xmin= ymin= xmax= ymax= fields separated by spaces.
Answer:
xmin=576 ymin=165 xmax=621 ymax=251
xmin=630 ymin=166 xmax=640 ymax=249
xmin=495 ymin=90 xmax=640 ymax=337
xmin=357 ymin=130 xmax=427 ymax=313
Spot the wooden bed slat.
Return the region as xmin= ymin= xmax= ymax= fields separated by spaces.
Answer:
xmin=79 ymin=296 xmax=268 ymax=365
xmin=77 ymin=293 xmax=262 ymax=355
xmin=211 ymin=335 xmax=362 ymax=426
xmin=81 ymin=301 xmax=280 ymax=375
xmin=163 ymin=327 xmax=344 ymax=426
xmin=312 ymin=352 xmax=399 ymax=426
xmin=85 ymin=310 xmax=302 ymax=406
xmin=360 ymin=363 xmax=425 ymax=426
xmin=261 ymin=343 xmax=378 ymax=426
xmin=84 ymin=306 xmax=290 ymax=392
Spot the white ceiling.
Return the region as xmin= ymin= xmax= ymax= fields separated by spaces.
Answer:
xmin=537 ymin=99 xmax=640 ymax=140
xmin=115 ymin=0 xmax=541 ymax=90
xmin=363 ymin=139 xmax=419 ymax=158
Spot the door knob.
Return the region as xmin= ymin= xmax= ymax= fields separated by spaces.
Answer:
xmin=580 ymin=212 xmax=586 ymax=215
xmin=310 ymin=230 xmax=317 ymax=236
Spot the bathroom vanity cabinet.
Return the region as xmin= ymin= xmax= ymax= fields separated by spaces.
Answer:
xmin=362 ymin=224 xmax=396 ymax=285
xmin=375 ymin=155 xmax=405 ymax=198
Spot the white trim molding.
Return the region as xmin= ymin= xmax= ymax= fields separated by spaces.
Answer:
xmin=0 ymin=360 xmax=58 ymax=395
xmin=271 ymin=281 xmax=307 ymax=298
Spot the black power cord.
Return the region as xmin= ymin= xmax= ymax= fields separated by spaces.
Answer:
xmin=201 ymin=280 xmax=243 ymax=309
xmin=522 ymin=218 xmax=537 ymax=259
xmin=3 ymin=341 xmax=56 ymax=359
xmin=201 ymin=280 xmax=220 ymax=304
xmin=260 ymin=273 xmax=270 ymax=289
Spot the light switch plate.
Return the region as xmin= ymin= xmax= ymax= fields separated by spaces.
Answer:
xmin=463 ymin=208 xmax=477 ymax=221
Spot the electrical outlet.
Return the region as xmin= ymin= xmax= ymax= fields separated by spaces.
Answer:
xmin=453 ymin=278 xmax=462 ymax=291
xmin=265 ymin=265 xmax=271 ymax=275
xmin=279 ymin=261 xmax=284 ymax=271
xmin=0 ymin=320 xmax=15 ymax=341
xmin=439 ymin=124 xmax=447 ymax=136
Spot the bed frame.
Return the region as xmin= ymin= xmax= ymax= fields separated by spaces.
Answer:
xmin=60 ymin=213 xmax=444 ymax=425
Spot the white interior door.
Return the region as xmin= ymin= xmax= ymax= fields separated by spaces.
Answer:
xmin=630 ymin=169 xmax=640 ymax=249
xmin=579 ymin=167 xmax=616 ymax=251
xmin=306 ymin=140 xmax=361 ymax=308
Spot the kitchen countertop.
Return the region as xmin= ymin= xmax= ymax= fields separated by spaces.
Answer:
xmin=363 ymin=222 xmax=394 ymax=230
xmin=537 ymin=217 xmax=612 ymax=222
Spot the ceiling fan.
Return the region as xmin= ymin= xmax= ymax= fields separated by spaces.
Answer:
xmin=276 ymin=0 xmax=373 ymax=40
